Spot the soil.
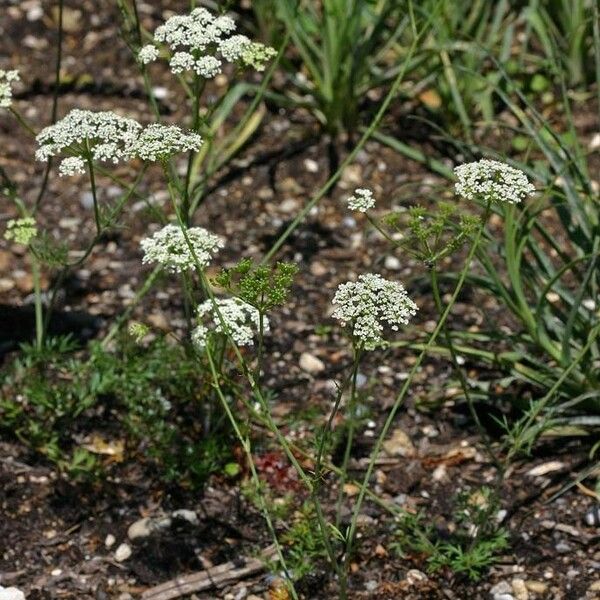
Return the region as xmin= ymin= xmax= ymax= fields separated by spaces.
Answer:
xmin=1 ymin=2 xmax=599 ymax=599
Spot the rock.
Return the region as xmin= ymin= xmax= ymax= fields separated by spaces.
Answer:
xmin=105 ymin=534 xmax=116 ymax=548
xmin=234 ymin=587 xmax=248 ymax=600
xmin=382 ymin=428 xmax=416 ymax=458
xmin=511 ymin=578 xmax=528 ymax=600
xmin=0 ymin=587 xmax=25 ymax=600
xmin=365 ymin=580 xmax=378 ymax=592
xmin=406 ymin=569 xmax=427 ymax=584
xmin=309 ymin=261 xmax=328 ymax=277
xmin=527 ymin=461 xmax=565 ymax=477
xmin=384 ymin=255 xmax=401 ymax=270
xmin=299 ymin=352 xmax=325 ymax=374
xmin=304 ymin=158 xmax=319 ymax=173
xmin=495 ymin=595 xmax=515 ymax=600
xmin=589 ymin=581 xmax=600 ymax=592
xmin=247 ymin=596 xmax=263 ymax=600
xmin=555 ymin=541 xmax=571 ymax=553
xmin=127 ymin=516 xmax=172 ymax=540
xmin=490 ymin=582 xmax=512 ymax=597
xmin=524 ymin=581 xmax=547 ymax=594
xmin=172 ymin=509 xmax=199 ymax=525
xmin=114 ymin=543 xmax=132 ymax=562
xmin=127 ymin=518 xmax=153 ymax=540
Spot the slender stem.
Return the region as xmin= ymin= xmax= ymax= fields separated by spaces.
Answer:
xmin=204 ymin=342 xmax=299 ymax=600
xmin=335 ymin=344 xmax=362 ymax=528
xmin=31 ymin=255 xmax=44 ymax=350
xmin=429 ymin=267 xmax=502 ymax=471
xmin=34 ymin=0 xmax=64 ymax=213
xmin=84 ymin=149 xmax=101 ymax=234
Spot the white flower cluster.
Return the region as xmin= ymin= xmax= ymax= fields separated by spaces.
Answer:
xmin=59 ymin=156 xmax=86 ymax=176
xmin=128 ymin=123 xmax=203 ymax=162
xmin=139 ymin=44 xmax=160 ymax=64
xmin=138 ymin=8 xmax=275 ymax=77
xmin=347 ymin=188 xmax=376 ymax=212
xmin=0 ymin=69 xmax=19 ymax=108
xmin=332 ymin=273 xmax=417 ymax=350
xmin=140 ymin=223 xmax=224 ymax=273
xmin=454 ymin=159 xmax=535 ymax=204
xmin=35 ymin=110 xmax=204 ymax=173
xmin=192 ymin=297 xmax=268 ymax=349
xmin=35 ymin=109 xmax=142 ymax=171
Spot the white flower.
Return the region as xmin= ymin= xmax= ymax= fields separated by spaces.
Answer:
xmin=332 ymin=273 xmax=417 ymax=350
xmin=219 ymin=35 xmax=251 ymax=61
xmin=193 ymin=297 xmax=268 ymax=348
xmin=59 ymin=156 xmax=86 ymax=176
xmin=454 ymin=159 xmax=535 ymax=204
xmin=153 ymin=8 xmax=234 ymax=53
xmin=35 ymin=109 xmax=142 ymax=165
xmin=347 ymin=188 xmax=375 ymax=212
xmin=195 ymin=55 xmax=221 ymax=78
xmin=140 ymin=223 xmax=223 ymax=273
xmin=129 ymin=123 xmax=202 ymax=161
xmin=139 ymin=44 xmax=159 ymax=64
xmin=148 ymin=8 xmax=274 ymax=73
xmin=169 ymin=51 xmax=196 ymax=74
xmin=0 ymin=69 xmax=19 ymax=108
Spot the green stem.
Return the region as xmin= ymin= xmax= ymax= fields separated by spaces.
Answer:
xmin=85 ymin=149 xmax=101 ymax=234
xmin=31 ymin=255 xmax=44 ymax=350
xmin=34 ymin=0 xmax=64 ymax=213
xmin=335 ymin=344 xmax=362 ymax=528
xmin=204 ymin=342 xmax=299 ymax=600
xmin=429 ymin=267 xmax=502 ymax=471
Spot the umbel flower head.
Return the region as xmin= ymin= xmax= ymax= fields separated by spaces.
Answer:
xmin=332 ymin=273 xmax=418 ymax=350
xmin=347 ymin=188 xmax=375 ymax=212
xmin=454 ymin=159 xmax=535 ymax=204
xmin=140 ymin=223 xmax=224 ymax=273
xmin=4 ymin=217 xmax=37 ymax=245
xmin=192 ymin=297 xmax=269 ymax=349
xmin=138 ymin=7 xmax=276 ymax=77
xmin=35 ymin=109 xmax=142 ymax=171
xmin=0 ymin=69 xmax=19 ymax=108
xmin=129 ymin=124 xmax=203 ymax=162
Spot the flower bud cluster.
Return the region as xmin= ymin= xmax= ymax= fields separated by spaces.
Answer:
xmin=4 ymin=217 xmax=37 ymax=245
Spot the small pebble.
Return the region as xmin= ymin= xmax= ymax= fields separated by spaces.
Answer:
xmin=114 ymin=543 xmax=132 ymax=562
xmin=105 ymin=534 xmax=116 ymax=548
xmin=0 ymin=587 xmax=26 ymax=600
xmin=299 ymin=352 xmax=325 ymax=374
xmin=511 ymin=578 xmax=528 ymax=600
